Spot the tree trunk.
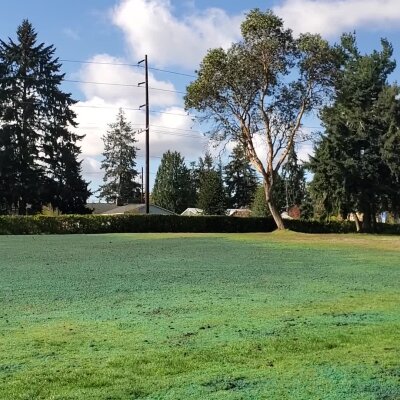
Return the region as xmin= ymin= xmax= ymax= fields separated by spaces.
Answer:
xmin=353 ymin=213 xmax=361 ymax=232
xmin=361 ymin=206 xmax=372 ymax=233
xmin=264 ymin=181 xmax=285 ymax=230
xmin=268 ymin=201 xmax=285 ymax=230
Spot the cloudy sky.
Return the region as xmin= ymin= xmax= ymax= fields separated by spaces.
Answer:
xmin=2 ymin=0 xmax=400 ymax=198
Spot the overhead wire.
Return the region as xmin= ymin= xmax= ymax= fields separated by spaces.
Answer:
xmin=59 ymin=58 xmax=196 ymax=78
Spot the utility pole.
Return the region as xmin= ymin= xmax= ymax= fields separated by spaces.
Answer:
xmin=138 ymin=55 xmax=150 ymax=214
xmin=141 ymin=167 xmax=144 ymax=204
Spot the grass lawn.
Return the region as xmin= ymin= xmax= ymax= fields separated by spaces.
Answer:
xmin=0 ymin=232 xmax=399 ymax=399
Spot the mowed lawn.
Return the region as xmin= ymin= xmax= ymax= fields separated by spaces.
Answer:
xmin=0 ymin=233 xmax=399 ymax=400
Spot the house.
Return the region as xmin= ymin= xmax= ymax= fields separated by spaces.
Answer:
xmin=86 ymin=203 xmax=175 ymax=215
xmin=226 ymin=209 xmax=252 ymax=217
xmin=181 ymin=208 xmax=203 ymax=216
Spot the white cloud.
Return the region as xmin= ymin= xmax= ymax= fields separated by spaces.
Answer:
xmin=74 ymin=99 xmax=207 ymax=167
xmin=274 ymin=0 xmax=400 ymax=36
xmin=78 ymin=54 xmax=178 ymax=107
xmin=111 ymin=0 xmax=242 ymax=69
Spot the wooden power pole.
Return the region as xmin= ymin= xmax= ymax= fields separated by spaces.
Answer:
xmin=138 ymin=55 xmax=150 ymax=214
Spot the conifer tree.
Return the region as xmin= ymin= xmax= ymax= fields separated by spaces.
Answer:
xmin=224 ymin=144 xmax=258 ymax=208
xmin=309 ymin=34 xmax=400 ymax=231
xmin=197 ymin=158 xmax=226 ymax=215
xmin=99 ymin=109 xmax=141 ymax=204
xmin=0 ymin=20 xmax=90 ymax=214
xmin=152 ymin=150 xmax=192 ymax=213
xmin=281 ymin=146 xmax=306 ymax=211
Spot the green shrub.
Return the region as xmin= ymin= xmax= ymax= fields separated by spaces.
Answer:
xmin=0 ymin=215 xmax=398 ymax=235
xmin=0 ymin=215 xmax=276 ymax=235
xmin=285 ymin=219 xmax=357 ymax=234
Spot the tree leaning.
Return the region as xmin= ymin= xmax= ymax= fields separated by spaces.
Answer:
xmin=185 ymin=9 xmax=339 ymax=229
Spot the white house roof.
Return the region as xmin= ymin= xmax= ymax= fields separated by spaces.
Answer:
xmin=88 ymin=203 xmax=175 ymax=215
xmin=181 ymin=208 xmax=203 ymax=216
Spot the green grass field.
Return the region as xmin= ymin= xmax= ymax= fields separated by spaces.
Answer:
xmin=0 ymin=232 xmax=399 ymax=399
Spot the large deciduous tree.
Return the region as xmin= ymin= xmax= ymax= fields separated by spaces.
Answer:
xmin=185 ymin=9 xmax=339 ymax=229
xmin=309 ymin=34 xmax=400 ymax=232
xmin=0 ymin=20 xmax=90 ymax=214
xmin=99 ymin=109 xmax=141 ymax=204
xmin=152 ymin=150 xmax=193 ymax=214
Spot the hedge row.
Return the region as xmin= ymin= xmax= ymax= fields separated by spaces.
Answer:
xmin=0 ymin=214 xmax=277 ymax=235
xmin=0 ymin=214 xmax=398 ymax=235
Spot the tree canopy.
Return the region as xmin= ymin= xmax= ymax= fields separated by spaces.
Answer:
xmin=185 ymin=9 xmax=339 ymax=229
xmin=224 ymin=144 xmax=258 ymax=208
xmin=99 ymin=109 xmax=141 ymax=205
xmin=0 ymin=20 xmax=90 ymax=214
xmin=152 ymin=151 xmax=193 ymax=214
xmin=309 ymin=34 xmax=400 ymax=231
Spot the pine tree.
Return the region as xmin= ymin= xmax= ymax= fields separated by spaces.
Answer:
xmin=0 ymin=20 xmax=90 ymax=214
xmin=224 ymin=144 xmax=258 ymax=208
xmin=197 ymin=169 xmax=226 ymax=215
xmin=152 ymin=151 xmax=192 ymax=213
xmin=309 ymin=34 xmax=400 ymax=231
xmin=281 ymin=146 xmax=306 ymax=211
xmin=99 ymin=109 xmax=141 ymax=204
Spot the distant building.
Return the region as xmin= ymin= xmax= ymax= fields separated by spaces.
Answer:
xmin=226 ymin=209 xmax=252 ymax=218
xmin=86 ymin=203 xmax=175 ymax=215
xmin=181 ymin=208 xmax=203 ymax=216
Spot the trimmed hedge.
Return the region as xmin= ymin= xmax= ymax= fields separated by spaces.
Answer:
xmin=286 ymin=219 xmax=357 ymax=234
xmin=0 ymin=214 xmax=277 ymax=235
xmin=0 ymin=214 xmax=398 ymax=235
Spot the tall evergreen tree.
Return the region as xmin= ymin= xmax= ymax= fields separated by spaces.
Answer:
xmin=224 ymin=144 xmax=258 ymax=208
xmin=197 ymin=169 xmax=226 ymax=215
xmin=309 ymin=34 xmax=400 ymax=231
xmin=281 ymin=146 xmax=306 ymax=211
xmin=99 ymin=109 xmax=141 ymax=204
xmin=0 ymin=20 xmax=90 ymax=214
xmin=152 ymin=150 xmax=192 ymax=213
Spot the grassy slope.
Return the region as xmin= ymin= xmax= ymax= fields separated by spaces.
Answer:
xmin=0 ymin=232 xmax=399 ymax=400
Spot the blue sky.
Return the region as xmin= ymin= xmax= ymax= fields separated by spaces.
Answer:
xmin=2 ymin=0 xmax=400 ymax=199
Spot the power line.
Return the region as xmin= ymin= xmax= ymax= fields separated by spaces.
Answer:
xmin=59 ymin=59 xmax=196 ymax=78
xmin=0 ymin=76 xmax=187 ymax=95
xmin=63 ymin=79 xmax=186 ymax=95
xmin=69 ymin=104 xmax=196 ymax=118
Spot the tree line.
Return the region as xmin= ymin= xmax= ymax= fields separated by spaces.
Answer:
xmin=185 ymin=9 xmax=400 ymax=232
xmin=0 ymin=20 xmax=90 ymax=215
xmin=1 ymin=14 xmax=399 ymax=232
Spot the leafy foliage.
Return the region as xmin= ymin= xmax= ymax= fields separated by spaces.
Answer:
xmin=251 ymin=176 xmax=286 ymax=217
xmin=185 ymin=9 xmax=340 ymax=229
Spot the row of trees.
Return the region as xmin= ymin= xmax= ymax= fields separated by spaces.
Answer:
xmin=151 ymin=143 xmax=306 ymax=216
xmin=151 ymin=147 xmax=257 ymax=215
xmin=0 ymin=20 xmax=90 ymax=214
xmin=184 ymin=9 xmax=400 ymax=232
